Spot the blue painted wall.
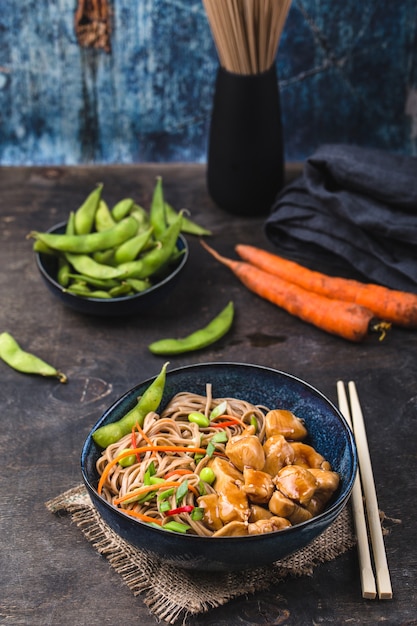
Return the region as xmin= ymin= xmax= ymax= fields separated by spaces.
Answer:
xmin=0 ymin=0 xmax=416 ymax=165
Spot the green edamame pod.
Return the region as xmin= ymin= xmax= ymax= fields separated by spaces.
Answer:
xmin=0 ymin=332 xmax=67 ymax=383
xmin=111 ymin=198 xmax=134 ymax=222
xmin=148 ymin=301 xmax=234 ymax=355
xmin=149 ymin=176 xmax=167 ymax=239
xmin=118 ymin=212 xmax=183 ymax=279
xmin=33 ymin=240 xmax=55 ymax=255
xmin=95 ymin=200 xmax=116 ymax=232
xmin=108 ymin=283 xmax=132 ymax=298
xmin=28 ymin=216 xmax=138 ymax=254
xmin=125 ymin=277 xmax=151 ymax=292
xmin=92 ymin=249 xmax=116 ymax=265
xmin=67 ymin=274 xmax=119 ymax=289
xmin=57 ymin=256 xmax=71 ymax=287
xmin=130 ymin=204 xmax=150 ymax=231
xmin=66 ymin=211 xmax=76 ymax=236
xmin=74 ymin=184 xmax=103 ymax=235
xmin=57 ymin=217 xmax=75 ymax=287
xmin=165 ymin=203 xmax=212 ymax=236
xmin=92 ymin=361 xmax=169 ymax=448
xmin=65 ymin=252 xmax=128 ymax=280
xmin=113 ymin=226 xmax=154 ymax=265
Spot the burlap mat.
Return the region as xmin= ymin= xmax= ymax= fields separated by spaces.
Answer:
xmin=46 ymin=484 xmax=356 ymax=624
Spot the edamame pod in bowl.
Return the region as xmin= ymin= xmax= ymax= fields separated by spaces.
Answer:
xmin=30 ymin=178 xmax=208 ymax=316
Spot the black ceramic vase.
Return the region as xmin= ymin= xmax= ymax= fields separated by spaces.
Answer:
xmin=207 ymin=63 xmax=284 ymax=217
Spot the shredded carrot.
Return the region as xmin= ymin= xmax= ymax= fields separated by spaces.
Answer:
xmin=164 ymin=469 xmax=194 ymax=479
xmin=97 ymin=445 xmax=207 ymax=495
xmin=188 ymin=484 xmax=201 ymax=498
xmin=131 ymin=426 xmax=141 ymax=463
xmin=134 ymin=420 xmax=154 ymax=447
xmin=114 ymin=481 xmax=182 ymax=505
xmin=121 ymin=510 xmax=163 ymax=525
xmin=236 ymin=243 xmax=417 ymax=328
xmin=201 ymin=240 xmax=388 ymax=343
xmin=210 ymin=415 xmax=245 ymax=428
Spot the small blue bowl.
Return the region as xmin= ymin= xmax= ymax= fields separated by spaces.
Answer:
xmin=35 ymin=221 xmax=189 ymax=317
xmin=81 ymin=363 xmax=357 ymax=571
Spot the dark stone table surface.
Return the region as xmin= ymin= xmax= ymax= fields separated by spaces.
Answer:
xmin=1 ymin=164 xmax=416 ymax=625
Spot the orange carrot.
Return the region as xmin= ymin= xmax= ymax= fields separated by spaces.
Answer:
xmin=236 ymin=244 xmax=417 ymax=328
xmin=97 ymin=445 xmax=207 ymax=494
xmin=121 ymin=510 xmax=163 ymax=525
xmin=201 ymin=241 xmax=390 ymax=343
xmin=114 ymin=481 xmax=182 ymax=505
xmin=164 ymin=469 xmax=194 ymax=479
xmin=210 ymin=416 xmax=245 ymax=428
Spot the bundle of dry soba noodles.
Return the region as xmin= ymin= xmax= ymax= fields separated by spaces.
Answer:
xmin=202 ymin=0 xmax=292 ymax=75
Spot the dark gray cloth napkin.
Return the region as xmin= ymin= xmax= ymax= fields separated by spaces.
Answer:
xmin=265 ymin=144 xmax=417 ymax=292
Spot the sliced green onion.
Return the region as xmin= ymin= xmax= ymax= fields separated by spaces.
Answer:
xmin=163 ymin=521 xmax=191 ymax=533
xmin=212 ymin=431 xmax=228 ymax=443
xmin=159 ymin=500 xmax=171 ymax=513
xmin=175 ymin=480 xmax=189 ymax=504
xmin=191 ymin=507 xmax=204 ymax=521
xmin=149 ymin=476 xmax=166 ymax=485
xmin=210 ymin=400 xmax=228 ymax=420
xmin=158 ymin=487 xmax=175 ymax=501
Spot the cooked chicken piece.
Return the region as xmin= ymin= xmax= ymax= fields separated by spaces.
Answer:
xmin=268 ymin=489 xmax=313 ymax=524
xmin=212 ymin=521 xmax=248 ymax=537
xmin=263 ymin=434 xmax=295 ymax=476
xmin=248 ymin=504 xmax=273 ymax=522
xmin=225 ymin=433 xmax=265 ymax=471
xmin=290 ymin=442 xmax=331 ymax=470
xmin=305 ymin=468 xmax=340 ymax=515
xmin=274 ymin=465 xmax=317 ymax=505
xmin=265 ymin=409 xmax=308 ymax=441
xmin=197 ymin=493 xmax=223 ymax=531
xmin=308 ymin=468 xmax=340 ymax=491
xmin=207 ymin=457 xmax=250 ymax=524
xmin=248 ymin=516 xmax=291 ymax=535
xmin=243 ymin=467 xmax=274 ymax=504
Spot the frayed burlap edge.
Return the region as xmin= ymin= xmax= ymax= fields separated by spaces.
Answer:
xmin=46 ymin=484 xmax=356 ymax=624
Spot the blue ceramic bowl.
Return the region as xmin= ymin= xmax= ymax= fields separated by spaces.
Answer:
xmin=81 ymin=362 xmax=357 ymax=571
xmin=35 ymin=222 xmax=189 ymax=317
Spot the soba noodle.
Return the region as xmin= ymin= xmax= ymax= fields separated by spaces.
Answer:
xmin=97 ymin=384 xmax=268 ymax=536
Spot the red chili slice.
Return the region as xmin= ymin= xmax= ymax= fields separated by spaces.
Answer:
xmin=164 ymin=505 xmax=194 ymax=516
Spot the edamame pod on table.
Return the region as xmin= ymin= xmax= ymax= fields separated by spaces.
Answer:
xmin=148 ymin=301 xmax=234 ymax=355
xmin=92 ymin=361 xmax=169 ymax=448
xmin=0 ymin=332 xmax=67 ymax=383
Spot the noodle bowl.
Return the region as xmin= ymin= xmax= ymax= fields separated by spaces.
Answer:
xmin=81 ymin=362 xmax=357 ymax=570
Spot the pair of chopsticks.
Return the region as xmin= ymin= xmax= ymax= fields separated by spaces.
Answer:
xmin=337 ymin=381 xmax=393 ymax=600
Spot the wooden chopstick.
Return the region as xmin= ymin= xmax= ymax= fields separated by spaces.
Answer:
xmin=337 ymin=380 xmax=393 ymax=600
xmin=337 ymin=381 xmax=377 ymax=599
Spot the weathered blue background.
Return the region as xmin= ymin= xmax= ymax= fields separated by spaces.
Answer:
xmin=1 ymin=0 xmax=416 ymax=165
